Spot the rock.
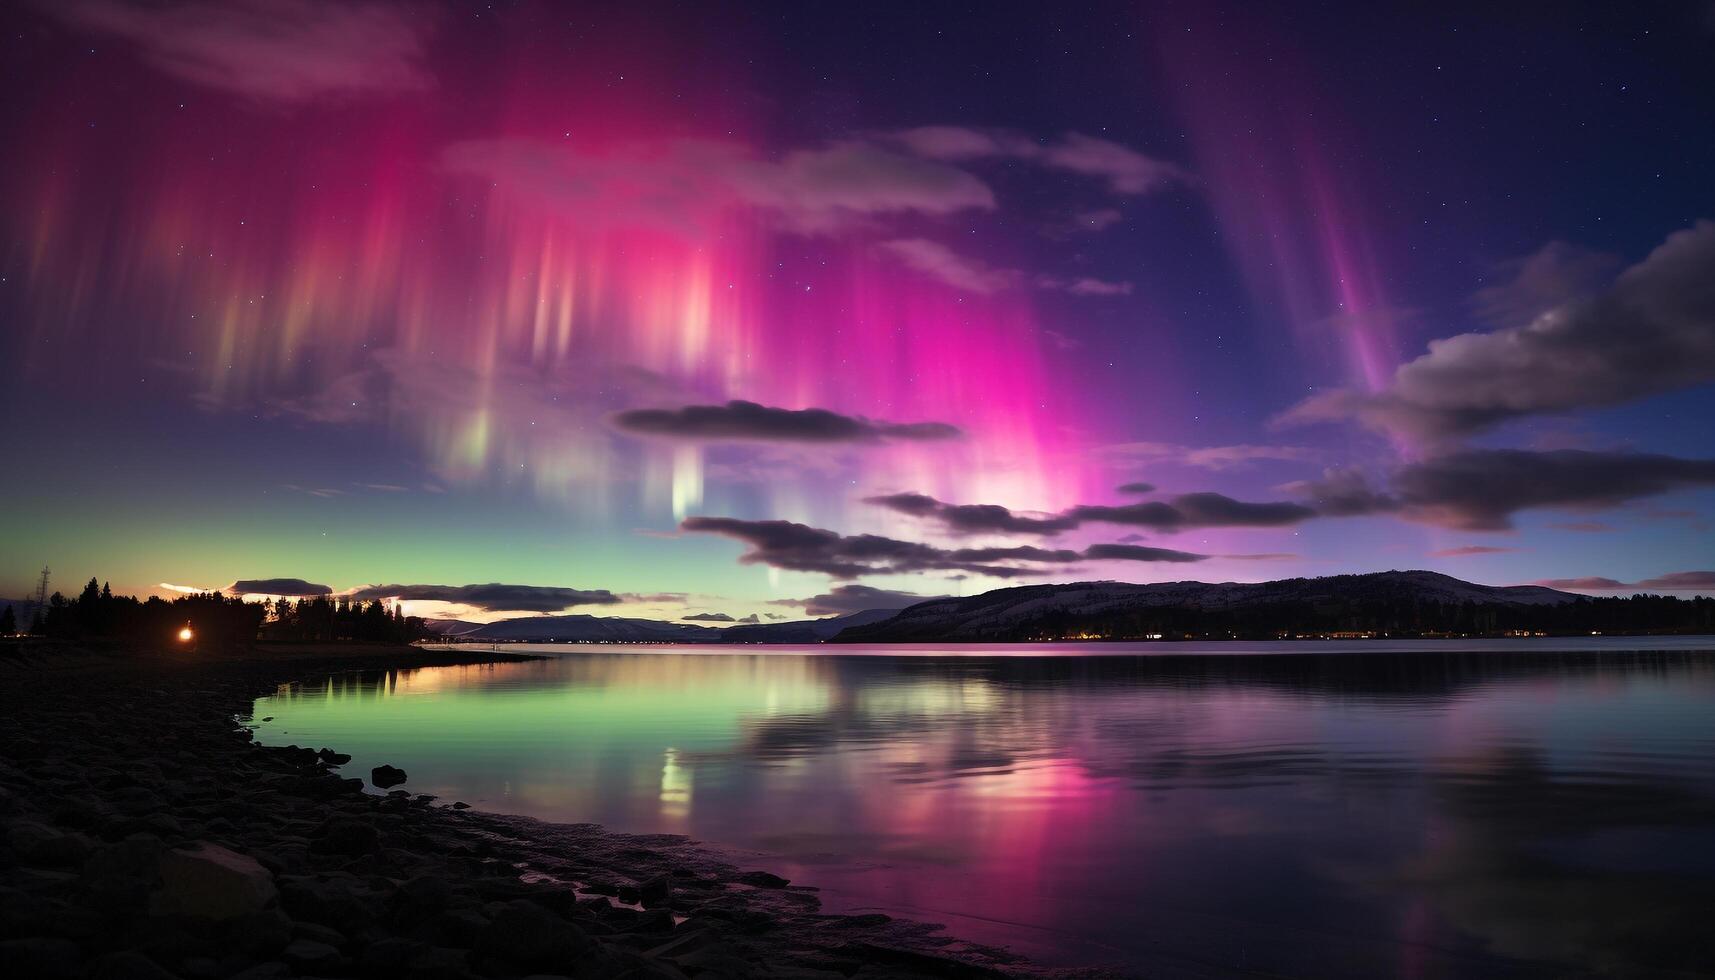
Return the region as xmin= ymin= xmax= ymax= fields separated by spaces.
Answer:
xmin=638 ymin=874 xmax=672 ymax=905
xmin=226 ymin=962 xmax=290 ymax=980
xmin=398 ymin=874 xmax=454 ymax=912
xmin=81 ymin=836 xmax=166 ymax=912
xmin=405 ymin=944 xmax=476 ymax=979
xmin=150 ymin=841 xmax=277 ymax=920
xmin=310 ymin=816 xmax=380 ymax=856
xmin=223 ymin=910 xmax=292 ymax=958
xmin=8 ymin=821 xmax=89 ymax=867
xmin=315 ymin=748 xmax=351 ymax=765
xmin=278 ymin=874 xmax=379 ymax=929
xmin=0 ymin=937 xmax=82 ymax=978
xmin=450 ymin=801 xmax=470 ymax=809
xmin=735 ymin=870 xmax=790 ymax=889
xmin=86 ymin=950 xmax=178 ymax=980
xmin=370 ymin=765 xmax=408 ymax=788
xmin=478 ymin=900 xmax=588 ymax=969
xmin=280 ymin=937 xmax=342 ymax=972
xmin=360 ymin=936 xmax=426 ymax=971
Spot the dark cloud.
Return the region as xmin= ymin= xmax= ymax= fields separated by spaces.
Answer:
xmin=345 ymin=583 xmax=622 ymax=612
xmin=681 ymin=516 xmax=1208 ymax=579
xmin=1636 ymin=571 xmax=1715 ymax=590
xmin=1548 ymin=521 xmax=1613 ymax=533
xmin=872 ymin=490 xmax=1312 ymax=536
xmin=865 ymin=492 xmax=1080 ymax=534
xmin=736 ymin=614 xmax=759 ymax=624
xmin=1471 ymin=242 xmax=1623 ymax=328
xmin=774 ymin=584 xmax=946 ymax=617
xmin=1533 ymin=577 xmax=1630 ymax=591
xmin=1282 ymin=467 xmax=1400 ymax=517
xmin=613 ymin=400 xmax=960 ymax=444
xmin=1283 ymin=222 xmax=1715 ymax=440
xmin=1429 ymin=546 xmax=1517 ymax=557
xmin=1117 ymin=482 xmax=1155 ymax=494
xmin=1533 ymin=572 xmax=1715 ymax=592
xmin=226 ymin=578 xmax=332 ymax=597
xmin=1081 ymin=543 xmax=1206 ymax=563
xmin=682 ymin=612 xmax=735 ymax=622
xmin=1290 ymin=451 xmax=1715 ymax=531
xmin=1390 ymin=450 xmax=1715 ymax=531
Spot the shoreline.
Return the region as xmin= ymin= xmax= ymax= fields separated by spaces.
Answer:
xmin=0 ymin=640 xmax=1079 ymax=979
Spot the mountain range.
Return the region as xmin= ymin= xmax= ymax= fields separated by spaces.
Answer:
xmin=408 ymin=571 xmax=1715 ymax=645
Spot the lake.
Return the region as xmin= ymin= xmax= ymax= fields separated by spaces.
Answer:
xmin=250 ymin=640 xmax=1715 ymax=978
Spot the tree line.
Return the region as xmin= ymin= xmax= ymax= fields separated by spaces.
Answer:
xmin=1011 ymin=592 xmax=1715 ymax=641
xmin=9 ymin=578 xmax=427 ymax=648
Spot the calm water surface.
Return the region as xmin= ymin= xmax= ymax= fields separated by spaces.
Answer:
xmin=251 ymin=641 xmax=1715 ymax=978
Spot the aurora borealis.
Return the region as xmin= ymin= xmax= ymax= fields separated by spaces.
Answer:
xmin=2 ymin=0 xmax=1713 ymax=622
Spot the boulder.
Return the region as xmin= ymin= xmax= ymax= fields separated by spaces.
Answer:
xmin=310 ymin=816 xmax=380 ymax=856
xmin=8 ymin=821 xmax=89 ymax=867
xmin=150 ymin=841 xmax=278 ymax=920
xmin=0 ymin=937 xmax=82 ymax=978
xmin=478 ymin=900 xmax=589 ymax=969
xmin=371 ymin=764 xmax=408 ymax=788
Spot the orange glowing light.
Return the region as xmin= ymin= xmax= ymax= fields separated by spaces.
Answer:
xmin=178 ymin=626 xmax=194 ymax=642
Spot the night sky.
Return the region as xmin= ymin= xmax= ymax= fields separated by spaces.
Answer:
xmin=3 ymin=0 xmax=1713 ymax=622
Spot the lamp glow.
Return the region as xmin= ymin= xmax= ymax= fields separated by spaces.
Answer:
xmin=178 ymin=626 xmax=194 ymax=642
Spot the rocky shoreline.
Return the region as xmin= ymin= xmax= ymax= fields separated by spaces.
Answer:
xmin=0 ymin=642 xmax=1081 ymax=979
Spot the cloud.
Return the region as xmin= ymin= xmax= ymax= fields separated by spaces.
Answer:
xmin=1081 ymin=543 xmax=1207 ymax=563
xmin=681 ymin=516 xmax=1206 ymax=579
xmin=1072 ymin=493 xmax=1316 ymax=530
xmin=47 ymin=0 xmax=433 ymax=103
xmin=1533 ymin=571 xmax=1715 ymax=593
xmin=1282 ymin=222 xmax=1715 ymax=441
xmin=1283 ymin=467 xmax=1398 ymax=517
xmin=344 ymin=583 xmax=623 ymax=613
xmin=1061 ymin=277 xmax=1135 ymax=296
xmin=1117 ymin=482 xmax=1156 ymax=494
xmin=225 ymin=578 xmax=332 ymax=597
xmin=612 ymin=400 xmax=960 ymax=443
xmin=1289 ymin=451 xmax=1715 ymax=531
xmin=893 ymin=127 xmax=1188 ymax=195
xmin=1533 ymin=577 xmax=1630 ymax=591
xmin=682 ymin=612 xmax=735 ymax=622
xmin=865 ymin=492 xmax=1080 ymax=534
xmin=879 ymin=239 xmax=1017 ymax=293
xmin=737 ymin=614 xmax=759 ymax=624
xmin=774 ymin=584 xmax=946 ymax=617
xmin=871 ymin=489 xmax=1315 ymax=535
xmin=1471 ymin=242 xmax=1624 ymax=328
xmin=1389 ymin=450 xmax=1715 ymax=531
xmin=1636 ymin=571 xmax=1715 ymax=590
xmin=1429 ymin=546 xmax=1518 ymax=557
xmin=444 ymin=137 xmax=995 ymax=235
xmin=1097 ymin=441 xmax=1317 ymax=470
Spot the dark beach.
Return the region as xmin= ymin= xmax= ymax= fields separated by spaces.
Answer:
xmin=0 ymin=641 xmax=1073 ymax=980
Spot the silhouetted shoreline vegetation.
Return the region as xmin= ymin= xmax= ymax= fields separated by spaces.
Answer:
xmin=24 ymin=578 xmax=427 ymax=649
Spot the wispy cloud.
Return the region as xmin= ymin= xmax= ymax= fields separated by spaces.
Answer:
xmin=47 ymin=0 xmax=434 ymax=104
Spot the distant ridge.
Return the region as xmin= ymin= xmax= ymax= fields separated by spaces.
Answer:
xmin=423 ymin=608 xmax=895 ymax=644
xmin=832 ymin=570 xmax=1597 ymax=643
xmin=417 ymin=571 xmax=1712 ymax=645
